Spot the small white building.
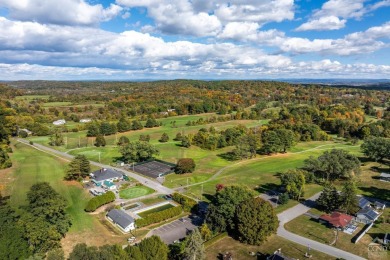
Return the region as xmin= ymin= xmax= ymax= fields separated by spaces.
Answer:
xmin=53 ymin=119 xmax=66 ymax=125
xmin=80 ymin=118 xmax=92 ymax=123
xmin=107 ymin=209 xmax=135 ymax=232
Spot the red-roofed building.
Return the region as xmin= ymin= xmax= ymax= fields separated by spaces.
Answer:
xmin=319 ymin=212 xmax=354 ymax=229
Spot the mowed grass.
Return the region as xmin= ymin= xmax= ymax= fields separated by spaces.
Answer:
xmin=7 ymin=142 xmax=94 ymax=233
xmin=182 ymin=142 xmax=361 ymax=200
xmin=119 ymin=186 xmax=155 ymax=199
xmin=43 ymin=101 xmax=73 ymax=107
xmin=206 ymin=235 xmax=333 ymax=260
xmin=137 ymin=204 xmax=174 ymax=218
xmin=14 ymin=95 xmax=50 ymax=100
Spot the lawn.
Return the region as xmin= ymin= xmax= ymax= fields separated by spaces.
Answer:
xmin=182 ymin=141 xmax=361 ymax=201
xmin=139 ymin=196 xmax=167 ymax=206
xmin=119 ymin=186 xmax=155 ymax=199
xmin=43 ymin=101 xmax=73 ymax=107
xmin=6 ymin=141 xmax=93 ymax=233
xmin=205 ymin=234 xmax=333 ymax=260
xmin=137 ymin=204 xmax=175 ymax=218
xmin=14 ymin=95 xmax=50 ymax=100
xmin=285 ymin=208 xmax=390 ymax=258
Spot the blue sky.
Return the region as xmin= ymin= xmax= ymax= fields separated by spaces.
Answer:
xmin=0 ymin=0 xmax=390 ymax=80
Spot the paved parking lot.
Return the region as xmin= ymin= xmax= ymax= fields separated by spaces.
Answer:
xmin=149 ymin=216 xmax=203 ymax=244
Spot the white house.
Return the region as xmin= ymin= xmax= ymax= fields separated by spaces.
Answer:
xmin=107 ymin=209 xmax=135 ymax=232
xmin=80 ymin=118 xmax=92 ymax=123
xmin=53 ymin=119 xmax=66 ymax=125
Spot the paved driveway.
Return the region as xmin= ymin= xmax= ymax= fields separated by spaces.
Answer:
xmin=148 ymin=216 xmax=203 ymax=244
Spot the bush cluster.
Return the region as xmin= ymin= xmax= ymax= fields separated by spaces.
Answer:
xmin=172 ymin=193 xmax=198 ymax=212
xmin=85 ymin=191 xmax=116 ymax=212
xmin=135 ymin=206 xmax=182 ymax=227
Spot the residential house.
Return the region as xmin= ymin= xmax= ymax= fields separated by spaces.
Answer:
xmin=53 ymin=119 xmax=66 ymax=125
xmin=358 ymin=197 xmax=371 ymax=209
xmin=266 ymin=249 xmax=294 ymax=260
xmin=90 ymin=168 xmax=123 ymax=186
xmin=374 ymin=201 xmax=386 ymax=210
xmin=356 ymin=206 xmax=380 ymax=224
xmin=107 ymin=209 xmax=135 ymax=232
xmin=379 ymin=172 xmax=390 ymax=182
xmin=319 ymin=212 xmax=354 ymax=229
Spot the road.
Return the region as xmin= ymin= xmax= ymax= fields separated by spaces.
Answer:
xmin=16 ymin=139 xmax=174 ymax=194
xmin=277 ymin=193 xmax=366 ymax=260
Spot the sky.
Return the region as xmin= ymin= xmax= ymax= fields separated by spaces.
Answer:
xmin=0 ymin=0 xmax=390 ymax=80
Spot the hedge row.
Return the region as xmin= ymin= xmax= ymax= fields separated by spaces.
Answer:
xmin=85 ymin=191 xmax=116 ymax=212
xmin=135 ymin=206 xmax=182 ymax=228
xmin=172 ymin=193 xmax=197 ymax=212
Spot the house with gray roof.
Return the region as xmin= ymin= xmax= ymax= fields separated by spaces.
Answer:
xmin=356 ymin=206 xmax=380 ymax=224
xmin=107 ymin=209 xmax=135 ymax=232
xmin=90 ymin=168 xmax=123 ymax=185
xmin=358 ymin=197 xmax=371 ymax=209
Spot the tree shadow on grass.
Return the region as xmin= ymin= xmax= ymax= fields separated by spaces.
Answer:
xmin=255 ymin=183 xmax=280 ymax=194
xmin=217 ymin=152 xmax=238 ymax=162
xmin=359 ymin=186 xmax=390 ymax=201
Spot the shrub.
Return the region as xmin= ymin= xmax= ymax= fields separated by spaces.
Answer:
xmin=175 ymin=158 xmax=196 ymax=174
xmin=135 ymin=206 xmax=182 ymax=227
xmin=159 ymin=133 xmax=169 ymax=143
xmin=278 ymin=193 xmax=289 ymax=205
xmin=85 ymin=191 xmax=116 ymax=212
xmin=172 ymin=193 xmax=198 ymax=212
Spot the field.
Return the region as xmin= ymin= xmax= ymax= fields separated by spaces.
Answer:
xmin=4 ymin=141 xmax=128 ymax=254
xmin=177 ymin=142 xmax=362 ymax=201
xmin=205 ymin=234 xmax=333 ymax=260
xmin=14 ymin=95 xmax=50 ymax=100
xmin=119 ymin=186 xmax=155 ymax=199
xmin=6 ymin=142 xmax=92 ymax=233
xmin=137 ymin=204 xmax=175 ymax=218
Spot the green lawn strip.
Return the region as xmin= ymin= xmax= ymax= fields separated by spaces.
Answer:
xmin=205 ymin=235 xmax=334 ymax=260
xmin=8 ymin=142 xmax=94 ymax=232
xmin=137 ymin=204 xmax=175 ymax=218
xmin=139 ymin=196 xmax=166 ymax=206
xmin=14 ymin=95 xmax=50 ymax=100
xmin=284 ymin=214 xmax=379 ymax=258
xmin=43 ymin=101 xmax=73 ymax=107
xmin=119 ymin=186 xmax=155 ymax=199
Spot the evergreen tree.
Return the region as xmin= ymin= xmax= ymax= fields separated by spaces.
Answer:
xmin=49 ymin=130 xmax=64 ymax=146
xmin=118 ymin=136 xmax=130 ymax=146
xmin=340 ymin=180 xmax=359 ymax=214
xmin=145 ymin=118 xmax=159 ymax=128
xmin=316 ymin=184 xmax=341 ymax=213
xmin=131 ymin=120 xmax=144 ymax=130
xmin=117 ymin=117 xmax=132 ymax=132
xmin=183 ymin=228 xmax=205 ymax=260
xmin=95 ymin=134 xmax=106 ymax=147
xmin=159 ymin=133 xmax=169 ymax=142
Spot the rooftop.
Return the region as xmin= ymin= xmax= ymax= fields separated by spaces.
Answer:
xmin=358 ymin=197 xmax=371 ymax=209
xmin=357 ymin=206 xmax=380 ymax=221
xmin=320 ymin=212 xmax=353 ymax=228
xmin=91 ymin=168 xmax=122 ymax=182
xmin=107 ymin=209 xmax=134 ymax=229
xmin=380 ymin=172 xmax=390 ymax=178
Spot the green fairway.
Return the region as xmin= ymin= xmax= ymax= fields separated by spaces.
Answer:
xmin=138 ymin=204 xmax=175 ymax=218
xmin=181 ymin=142 xmax=362 ymax=200
xmin=119 ymin=186 xmax=155 ymax=199
xmin=43 ymin=101 xmax=73 ymax=107
xmin=7 ymin=142 xmax=94 ymax=233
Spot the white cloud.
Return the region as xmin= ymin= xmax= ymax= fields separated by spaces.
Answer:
xmin=296 ymin=0 xmax=390 ymax=31
xmin=0 ymin=0 xmax=122 ymax=26
xmin=117 ymin=0 xmax=294 ymax=37
xmin=295 ymin=16 xmax=346 ymax=31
